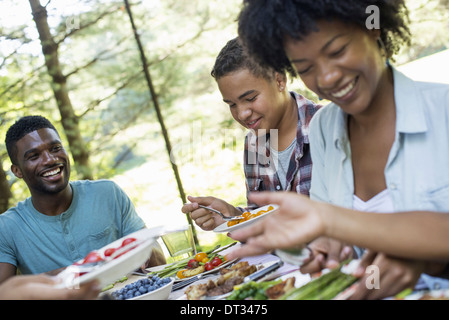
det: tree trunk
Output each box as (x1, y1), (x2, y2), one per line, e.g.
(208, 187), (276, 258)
(28, 0), (93, 180)
(0, 159), (12, 213)
(123, 0), (199, 246)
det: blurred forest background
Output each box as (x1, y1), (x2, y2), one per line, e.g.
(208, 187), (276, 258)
(1, 0), (448, 247)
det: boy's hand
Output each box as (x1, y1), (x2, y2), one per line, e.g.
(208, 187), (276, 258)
(182, 195), (239, 231)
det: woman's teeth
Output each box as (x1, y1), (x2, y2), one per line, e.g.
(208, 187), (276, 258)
(331, 79), (356, 98)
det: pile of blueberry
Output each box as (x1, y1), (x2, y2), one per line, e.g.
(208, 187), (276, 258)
(111, 276), (172, 300)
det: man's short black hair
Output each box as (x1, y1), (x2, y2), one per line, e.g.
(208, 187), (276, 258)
(211, 37), (279, 81)
(5, 115), (58, 165)
(237, 0), (411, 78)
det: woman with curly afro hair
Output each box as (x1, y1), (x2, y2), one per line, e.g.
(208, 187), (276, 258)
(236, 0), (449, 299)
(238, 0), (411, 77)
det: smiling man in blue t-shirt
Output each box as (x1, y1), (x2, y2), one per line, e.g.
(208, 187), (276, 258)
(0, 115), (165, 284)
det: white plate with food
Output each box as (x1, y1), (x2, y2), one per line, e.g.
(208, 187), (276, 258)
(213, 204), (278, 233)
(55, 228), (156, 289)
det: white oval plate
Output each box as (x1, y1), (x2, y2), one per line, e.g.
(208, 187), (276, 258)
(56, 229), (156, 289)
(213, 204), (278, 233)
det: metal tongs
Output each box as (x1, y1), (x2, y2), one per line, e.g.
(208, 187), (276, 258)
(198, 205), (245, 221)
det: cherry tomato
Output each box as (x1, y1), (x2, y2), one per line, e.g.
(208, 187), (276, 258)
(82, 251), (103, 264)
(210, 256), (223, 267)
(187, 259), (199, 269)
(104, 248), (116, 257)
(121, 237), (137, 247)
(194, 252), (208, 262)
(201, 257), (209, 263)
(204, 262), (214, 271)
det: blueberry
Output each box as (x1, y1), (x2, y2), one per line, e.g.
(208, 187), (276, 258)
(139, 286), (147, 294)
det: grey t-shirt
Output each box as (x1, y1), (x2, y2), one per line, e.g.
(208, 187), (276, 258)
(0, 180), (146, 274)
(270, 138), (297, 189)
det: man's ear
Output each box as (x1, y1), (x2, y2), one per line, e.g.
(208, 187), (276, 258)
(11, 164), (23, 179)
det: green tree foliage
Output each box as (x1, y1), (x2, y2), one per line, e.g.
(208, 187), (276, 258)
(0, 0), (447, 238)
(0, 0), (243, 220)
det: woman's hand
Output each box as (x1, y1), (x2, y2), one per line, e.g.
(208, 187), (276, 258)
(349, 250), (425, 300)
(299, 236), (354, 274)
(226, 191), (327, 260)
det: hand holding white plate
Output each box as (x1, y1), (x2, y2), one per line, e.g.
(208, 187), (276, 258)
(55, 228), (156, 289)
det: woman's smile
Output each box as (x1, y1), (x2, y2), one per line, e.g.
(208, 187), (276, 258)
(284, 20), (387, 116)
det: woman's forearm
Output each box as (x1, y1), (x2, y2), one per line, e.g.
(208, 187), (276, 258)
(322, 204), (449, 260)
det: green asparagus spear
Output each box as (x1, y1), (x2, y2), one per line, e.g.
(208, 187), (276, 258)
(279, 260), (356, 300)
(314, 273), (357, 300)
(280, 268), (342, 300)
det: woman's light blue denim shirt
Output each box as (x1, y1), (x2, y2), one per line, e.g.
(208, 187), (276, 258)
(309, 67), (449, 290)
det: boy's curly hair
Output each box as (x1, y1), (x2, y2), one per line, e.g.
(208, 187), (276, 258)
(238, 0), (411, 77)
(211, 37), (278, 81)
(5, 115), (58, 165)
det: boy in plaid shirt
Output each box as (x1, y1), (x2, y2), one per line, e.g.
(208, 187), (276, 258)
(182, 38), (321, 230)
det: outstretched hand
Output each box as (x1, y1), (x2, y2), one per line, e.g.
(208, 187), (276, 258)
(226, 191), (326, 260)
